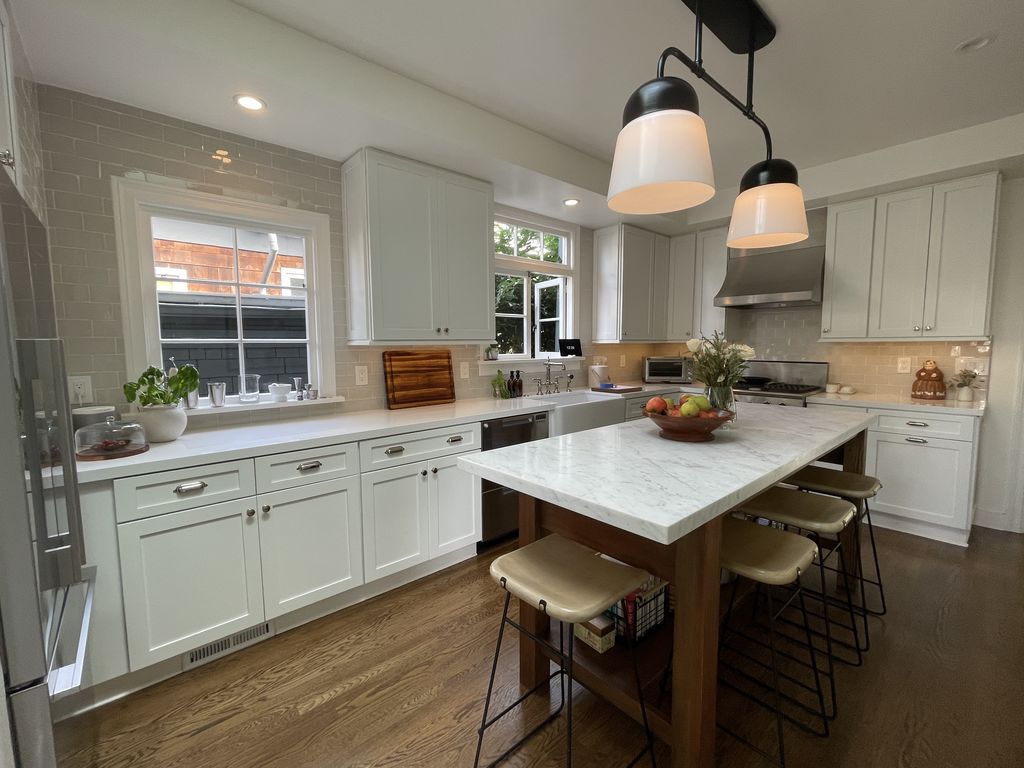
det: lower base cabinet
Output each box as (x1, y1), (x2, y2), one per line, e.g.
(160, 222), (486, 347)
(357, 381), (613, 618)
(118, 498), (265, 670)
(866, 431), (973, 530)
(259, 477), (364, 620)
(362, 450), (482, 583)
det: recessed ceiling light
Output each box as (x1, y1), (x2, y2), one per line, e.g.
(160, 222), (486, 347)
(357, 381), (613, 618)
(563, 198), (580, 207)
(234, 94), (266, 111)
(955, 34), (996, 54)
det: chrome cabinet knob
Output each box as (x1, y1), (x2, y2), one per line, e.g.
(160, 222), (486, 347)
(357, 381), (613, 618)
(246, 508), (256, 518)
(822, 328), (830, 333)
(0, 149), (15, 168)
(420, 469), (427, 477)
(431, 467), (438, 474)
(925, 325), (933, 331)
(443, 327), (449, 334)
(436, 327), (442, 333)
(914, 325), (921, 331)
(261, 504), (271, 514)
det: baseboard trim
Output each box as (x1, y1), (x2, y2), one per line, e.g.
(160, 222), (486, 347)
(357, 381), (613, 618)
(869, 510), (970, 547)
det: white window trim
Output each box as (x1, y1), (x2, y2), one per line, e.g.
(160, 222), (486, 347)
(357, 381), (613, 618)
(112, 177), (336, 401)
(493, 204), (579, 361)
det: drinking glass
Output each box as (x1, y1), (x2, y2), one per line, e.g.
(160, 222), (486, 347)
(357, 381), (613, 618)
(238, 374), (261, 403)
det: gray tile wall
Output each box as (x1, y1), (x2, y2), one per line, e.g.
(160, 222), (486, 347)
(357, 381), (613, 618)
(14, 77), (46, 222)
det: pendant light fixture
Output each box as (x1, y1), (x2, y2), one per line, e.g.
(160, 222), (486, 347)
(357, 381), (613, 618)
(607, 0), (808, 250)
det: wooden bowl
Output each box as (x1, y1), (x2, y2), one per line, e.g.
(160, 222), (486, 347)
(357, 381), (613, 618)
(645, 410), (734, 442)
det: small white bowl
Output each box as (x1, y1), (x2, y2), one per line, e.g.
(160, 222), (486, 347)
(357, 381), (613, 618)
(838, 385), (857, 395)
(268, 383), (292, 402)
(825, 383), (841, 394)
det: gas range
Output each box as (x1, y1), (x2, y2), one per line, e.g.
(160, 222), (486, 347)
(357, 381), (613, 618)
(731, 360), (828, 407)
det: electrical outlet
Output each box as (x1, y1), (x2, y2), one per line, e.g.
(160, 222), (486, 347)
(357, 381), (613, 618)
(897, 357), (912, 374)
(949, 345), (961, 357)
(619, 354), (626, 367)
(354, 365), (368, 386)
(460, 362), (470, 379)
(68, 375), (93, 404)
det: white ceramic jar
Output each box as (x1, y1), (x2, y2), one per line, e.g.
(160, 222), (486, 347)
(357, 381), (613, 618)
(136, 404), (188, 442)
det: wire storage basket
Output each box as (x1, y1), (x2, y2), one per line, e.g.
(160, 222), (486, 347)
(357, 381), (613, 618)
(606, 578), (668, 641)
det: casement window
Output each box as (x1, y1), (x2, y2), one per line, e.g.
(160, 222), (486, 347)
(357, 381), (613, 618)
(113, 178), (335, 403)
(493, 209), (576, 359)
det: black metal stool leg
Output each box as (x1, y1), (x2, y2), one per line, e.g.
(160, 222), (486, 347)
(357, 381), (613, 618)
(811, 541), (838, 720)
(862, 500), (888, 616)
(623, 599), (658, 768)
(796, 582), (829, 737)
(475, 592), (512, 768)
(565, 621), (573, 768)
(765, 586), (787, 767)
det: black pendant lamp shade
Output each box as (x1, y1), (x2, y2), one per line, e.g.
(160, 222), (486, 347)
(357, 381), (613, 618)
(607, 76), (716, 215)
(739, 158), (799, 192)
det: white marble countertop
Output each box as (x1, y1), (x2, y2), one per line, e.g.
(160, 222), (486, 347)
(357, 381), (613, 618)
(807, 391), (986, 417)
(74, 397), (554, 484)
(458, 404), (875, 545)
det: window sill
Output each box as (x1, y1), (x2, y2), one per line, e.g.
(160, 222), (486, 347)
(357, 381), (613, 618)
(477, 357), (585, 376)
(182, 395), (346, 419)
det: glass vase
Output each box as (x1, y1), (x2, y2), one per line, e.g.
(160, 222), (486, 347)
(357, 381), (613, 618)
(707, 385), (736, 423)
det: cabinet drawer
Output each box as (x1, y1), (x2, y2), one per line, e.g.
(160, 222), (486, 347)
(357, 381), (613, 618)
(114, 460), (256, 523)
(625, 398), (648, 421)
(360, 423), (481, 470)
(254, 444), (359, 493)
(867, 409), (975, 441)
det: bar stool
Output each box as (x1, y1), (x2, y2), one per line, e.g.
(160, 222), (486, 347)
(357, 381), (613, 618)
(737, 486), (862, 718)
(474, 534), (658, 768)
(719, 516), (828, 768)
(787, 466), (887, 641)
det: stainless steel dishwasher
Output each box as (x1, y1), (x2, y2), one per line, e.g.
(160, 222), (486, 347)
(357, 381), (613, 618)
(479, 411), (549, 546)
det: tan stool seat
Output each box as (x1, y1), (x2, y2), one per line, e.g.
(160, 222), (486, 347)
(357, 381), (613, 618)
(739, 486), (856, 535)
(720, 516), (818, 586)
(490, 534), (648, 624)
(787, 465), (881, 500)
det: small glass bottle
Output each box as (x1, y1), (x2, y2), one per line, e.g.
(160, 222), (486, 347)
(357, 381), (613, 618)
(515, 371), (523, 397)
(507, 370), (515, 397)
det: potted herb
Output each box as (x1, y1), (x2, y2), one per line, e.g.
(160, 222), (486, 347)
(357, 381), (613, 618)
(686, 331), (756, 418)
(123, 364), (200, 442)
(950, 369), (979, 402)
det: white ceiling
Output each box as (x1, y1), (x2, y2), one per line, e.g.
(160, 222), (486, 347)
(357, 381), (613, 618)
(234, 0), (1024, 186)
(9, 0), (1024, 230)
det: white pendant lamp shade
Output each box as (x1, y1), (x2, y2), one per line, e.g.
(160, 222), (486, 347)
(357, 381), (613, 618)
(607, 109), (716, 215)
(727, 158), (808, 249)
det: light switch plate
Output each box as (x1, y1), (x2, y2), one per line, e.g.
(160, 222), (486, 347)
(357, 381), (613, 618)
(460, 362), (469, 379)
(897, 357), (912, 374)
(354, 365), (368, 386)
(68, 375), (93, 404)
(619, 354), (626, 367)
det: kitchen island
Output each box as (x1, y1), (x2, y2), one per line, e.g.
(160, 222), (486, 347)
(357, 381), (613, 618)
(458, 403), (876, 768)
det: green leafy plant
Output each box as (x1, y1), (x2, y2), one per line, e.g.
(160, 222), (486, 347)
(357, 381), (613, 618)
(123, 364), (200, 406)
(951, 369), (979, 389)
(687, 331), (755, 388)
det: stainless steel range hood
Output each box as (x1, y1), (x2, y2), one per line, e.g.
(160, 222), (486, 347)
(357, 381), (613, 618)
(713, 245), (825, 308)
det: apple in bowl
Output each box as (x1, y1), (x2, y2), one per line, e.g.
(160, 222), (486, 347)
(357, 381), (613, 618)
(643, 394), (733, 441)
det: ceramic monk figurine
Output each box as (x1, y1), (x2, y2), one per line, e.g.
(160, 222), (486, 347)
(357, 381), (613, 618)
(911, 359), (946, 400)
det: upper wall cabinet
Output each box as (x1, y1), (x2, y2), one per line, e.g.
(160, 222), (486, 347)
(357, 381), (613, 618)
(0, 6), (19, 188)
(824, 172), (999, 342)
(592, 224), (669, 342)
(666, 233), (697, 341)
(343, 148), (494, 344)
(820, 199), (876, 339)
(693, 227), (728, 339)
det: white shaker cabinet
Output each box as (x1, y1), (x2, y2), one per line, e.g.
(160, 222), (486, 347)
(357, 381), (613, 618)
(258, 477), (364, 620)
(343, 148), (494, 344)
(922, 174), (999, 339)
(361, 462), (431, 582)
(428, 452), (482, 557)
(0, 5), (17, 187)
(866, 431), (974, 534)
(821, 199), (875, 339)
(666, 233), (696, 341)
(867, 187), (934, 338)
(592, 223), (668, 342)
(693, 227), (728, 339)
(118, 498), (265, 670)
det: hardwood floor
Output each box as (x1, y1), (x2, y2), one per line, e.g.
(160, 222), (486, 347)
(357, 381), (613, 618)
(55, 526), (1024, 767)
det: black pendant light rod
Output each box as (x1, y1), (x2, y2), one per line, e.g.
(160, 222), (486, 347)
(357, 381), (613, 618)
(656, 40), (773, 160)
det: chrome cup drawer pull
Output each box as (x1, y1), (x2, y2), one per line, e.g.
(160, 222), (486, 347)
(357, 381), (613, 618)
(905, 437), (928, 444)
(905, 421), (930, 427)
(446, 435), (463, 444)
(173, 480), (208, 495)
(384, 446), (405, 456)
(296, 460), (323, 472)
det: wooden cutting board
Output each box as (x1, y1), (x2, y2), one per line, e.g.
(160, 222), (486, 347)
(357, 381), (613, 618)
(382, 350), (457, 409)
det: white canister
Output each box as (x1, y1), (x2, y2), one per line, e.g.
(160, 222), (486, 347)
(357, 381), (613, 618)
(588, 365), (610, 388)
(268, 383), (292, 402)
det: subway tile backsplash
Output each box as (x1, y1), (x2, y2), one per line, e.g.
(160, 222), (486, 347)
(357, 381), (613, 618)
(725, 306), (991, 396)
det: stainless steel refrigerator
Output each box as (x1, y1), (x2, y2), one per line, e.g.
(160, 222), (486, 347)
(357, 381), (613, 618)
(0, 331), (95, 767)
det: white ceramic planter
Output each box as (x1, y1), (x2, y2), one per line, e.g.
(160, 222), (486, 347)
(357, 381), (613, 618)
(136, 404), (188, 442)
(956, 387), (975, 402)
